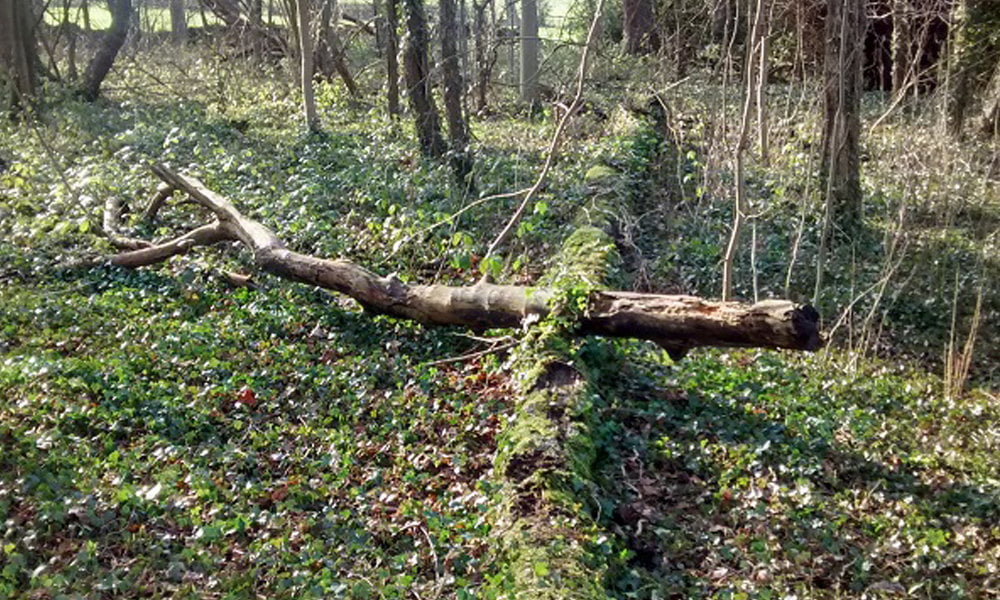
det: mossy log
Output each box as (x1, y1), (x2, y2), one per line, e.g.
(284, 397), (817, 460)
(105, 165), (824, 357)
(491, 224), (617, 598)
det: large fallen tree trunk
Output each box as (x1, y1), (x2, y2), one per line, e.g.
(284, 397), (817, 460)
(491, 224), (619, 598)
(106, 164), (823, 356)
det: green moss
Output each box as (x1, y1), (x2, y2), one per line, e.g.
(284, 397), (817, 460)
(492, 362), (606, 600)
(584, 164), (619, 183)
(490, 219), (619, 600)
(540, 225), (620, 291)
(485, 112), (667, 599)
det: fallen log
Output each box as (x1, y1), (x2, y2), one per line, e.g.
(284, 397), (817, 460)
(492, 224), (619, 599)
(105, 164), (823, 356)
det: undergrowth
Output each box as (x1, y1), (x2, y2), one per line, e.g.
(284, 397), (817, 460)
(0, 40), (997, 599)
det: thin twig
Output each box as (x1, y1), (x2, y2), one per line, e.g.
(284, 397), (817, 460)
(421, 340), (518, 367)
(419, 526), (441, 586)
(450, 332), (516, 344)
(825, 248), (907, 341)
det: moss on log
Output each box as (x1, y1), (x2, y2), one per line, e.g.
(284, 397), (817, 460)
(491, 225), (618, 599)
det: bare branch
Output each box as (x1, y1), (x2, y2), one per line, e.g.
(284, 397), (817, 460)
(102, 165), (824, 355)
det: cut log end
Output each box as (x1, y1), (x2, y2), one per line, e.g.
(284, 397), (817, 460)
(789, 303), (823, 351)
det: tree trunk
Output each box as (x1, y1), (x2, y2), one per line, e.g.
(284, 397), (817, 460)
(402, 0), (446, 156)
(107, 165), (824, 355)
(820, 0), (864, 231)
(519, 0), (538, 103)
(671, 0), (690, 76)
(977, 60), (1000, 138)
(296, 0), (320, 130)
(494, 226), (617, 600)
(170, 0), (187, 44)
(81, 0), (132, 102)
(59, 0), (78, 80)
(473, 0), (491, 111)
(711, 0), (732, 46)
(381, 0), (400, 115)
(136, 0), (147, 36)
(947, 0), (1000, 137)
(891, 0), (910, 94)
(373, 0), (382, 54)
(722, 0), (764, 302)
(507, 0), (517, 88)
(316, 0), (359, 95)
(756, 0), (770, 165)
(67, 20), (78, 80)
(0, 0), (38, 111)
(440, 0), (472, 177)
(459, 0), (469, 98)
(623, 0), (658, 55)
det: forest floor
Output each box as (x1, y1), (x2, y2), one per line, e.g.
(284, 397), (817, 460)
(1, 41), (998, 599)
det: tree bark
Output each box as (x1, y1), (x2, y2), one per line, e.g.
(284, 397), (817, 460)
(978, 61), (1000, 138)
(820, 0), (864, 231)
(756, 0), (770, 165)
(105, 165), (824, 355)
(891, 0), (910, 95)
(296, 0), (320, 130)
(61, 0), (78, 76)
(494, 227), (616, 600)
(249, 0), (263, 23)
(0, 0), (38, 110)
(381, 0), (400, 115)
(402, 0), (446, 156)
(81, 0), (132, 101)
(506, 0), (517, 88)
(623, 0), (658, 55)
(170, 0), (187, 44)
(472, 0), (491, 111)
(711, 0), (732, 46)
(440, 0), (472, 177)
(67, 16), (79, 80)
(947, 0), (1000, 137)
(459, 0), (469, 100)
(316, 0), (359, 95)
(722, 0), (765, 302)
(519, 0), (539, 103)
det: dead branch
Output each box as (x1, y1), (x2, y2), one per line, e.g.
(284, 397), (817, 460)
(104, 165), (824, 355)
(140, 182), (176, 224)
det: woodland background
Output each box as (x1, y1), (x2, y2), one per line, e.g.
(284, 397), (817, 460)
(0, 0), (998, 597)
